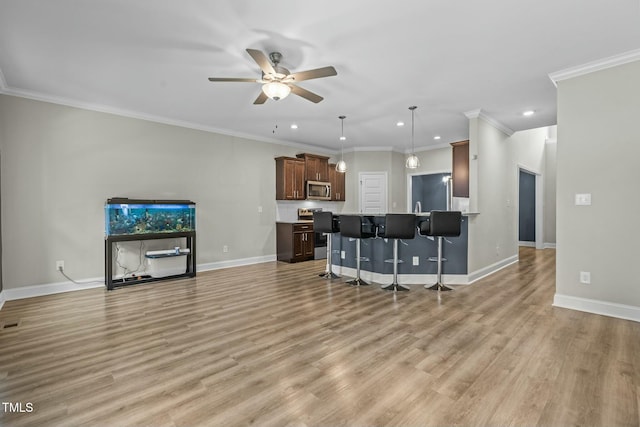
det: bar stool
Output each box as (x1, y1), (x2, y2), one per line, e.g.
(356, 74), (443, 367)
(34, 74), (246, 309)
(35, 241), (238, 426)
(339, 215), (375, 286)
(313, 211), (339, 279)
(420, 211), (462, 291)
(381, 213), (416, 292)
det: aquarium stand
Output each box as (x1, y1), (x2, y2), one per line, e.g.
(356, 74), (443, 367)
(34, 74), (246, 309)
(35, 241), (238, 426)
(105, 231), (196, 290)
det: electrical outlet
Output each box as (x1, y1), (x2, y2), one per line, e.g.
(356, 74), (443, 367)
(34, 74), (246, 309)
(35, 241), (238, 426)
(223, 245), (229, 253)
(412, 256), (419, 266)
(579, 271), (591, 284)
(341, 251), (345, 259)
(56, 260), (64, 271)
(258, 206), (263, 213)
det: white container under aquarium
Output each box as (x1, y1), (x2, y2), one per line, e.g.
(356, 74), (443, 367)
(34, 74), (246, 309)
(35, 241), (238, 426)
(105, 198), (196, 236)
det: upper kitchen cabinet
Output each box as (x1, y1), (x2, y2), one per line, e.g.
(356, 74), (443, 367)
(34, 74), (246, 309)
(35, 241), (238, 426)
(328, 164), (346, 201)
(297, 153), (330, 182)
(451, 140), (469, 198)
(275, 157), (305, 200)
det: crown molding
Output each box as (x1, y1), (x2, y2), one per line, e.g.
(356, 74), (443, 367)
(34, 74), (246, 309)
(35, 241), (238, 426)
(463, 108), (514, 136)
(413, 142), (454, 153)
(548, 48), (640, 87)
(0, 87), (338, 155)
(351, 146), (396, 152)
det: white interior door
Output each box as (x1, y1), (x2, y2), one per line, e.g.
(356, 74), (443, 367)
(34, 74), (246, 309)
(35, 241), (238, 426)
(359, 172), (388, 213)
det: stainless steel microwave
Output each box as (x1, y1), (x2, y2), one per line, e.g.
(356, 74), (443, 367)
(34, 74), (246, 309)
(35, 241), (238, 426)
(306, 181), (332, 200)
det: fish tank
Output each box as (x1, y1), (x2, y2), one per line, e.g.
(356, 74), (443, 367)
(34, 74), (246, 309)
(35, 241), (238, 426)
(105, 198), (196, 236)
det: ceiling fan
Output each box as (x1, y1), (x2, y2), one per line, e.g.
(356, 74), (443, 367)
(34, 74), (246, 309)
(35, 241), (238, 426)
(208, 48), (337, 104)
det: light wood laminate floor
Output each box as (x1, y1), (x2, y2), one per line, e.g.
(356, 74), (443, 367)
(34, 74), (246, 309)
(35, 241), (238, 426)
(0, 248), (639, 426)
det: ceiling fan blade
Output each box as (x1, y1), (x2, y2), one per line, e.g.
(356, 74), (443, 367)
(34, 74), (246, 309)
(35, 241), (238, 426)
(246, 49), (276, 75)
(208, 77), (258, 82)
(253, 91), (269, 105)
(289, 66), (337, 82)
(290, 84), (324, 103)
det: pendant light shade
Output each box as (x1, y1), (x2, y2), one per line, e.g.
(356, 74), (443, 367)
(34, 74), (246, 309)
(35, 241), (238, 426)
(405, 106), (420, 169)
(336, 115), (347, 173)
(405, 154), (420, 169)
(261, 82), (291, 101)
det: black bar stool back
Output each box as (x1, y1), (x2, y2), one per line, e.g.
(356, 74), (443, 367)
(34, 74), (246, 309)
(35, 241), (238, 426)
(313, 211), (339, 279)
(421, 210), (462, 291)
(381, 214), (416, 292)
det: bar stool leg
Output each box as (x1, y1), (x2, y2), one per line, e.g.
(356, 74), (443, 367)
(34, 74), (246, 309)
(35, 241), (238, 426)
(347, 238), (369, 286)
(382, 239), (410, 291)
(319, 234), (339, 279)
(426, 236), (454, 291)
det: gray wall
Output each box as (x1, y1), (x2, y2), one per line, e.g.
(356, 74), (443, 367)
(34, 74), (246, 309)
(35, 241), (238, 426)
(466, 118), (555, 275)
(0, 94), (327, 289)
(341, 150), (406, 214)
(544, 140), (557, 245)
(556, 59), (640, 308)
(411, 173), (449, 212)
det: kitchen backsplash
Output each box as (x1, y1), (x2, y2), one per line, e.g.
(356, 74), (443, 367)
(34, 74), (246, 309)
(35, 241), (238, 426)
(276, 201), (343, 222)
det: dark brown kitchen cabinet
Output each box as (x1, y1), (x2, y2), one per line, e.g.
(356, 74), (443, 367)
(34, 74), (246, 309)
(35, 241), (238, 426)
(451, 140), (469, 198)
(276, 223), (315, 262)
(328, 164), (346, 201)
(275, 157), (305, 200)
(297, 153), (330, 182)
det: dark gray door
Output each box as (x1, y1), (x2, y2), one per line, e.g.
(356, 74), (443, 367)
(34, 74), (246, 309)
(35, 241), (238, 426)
(519, 170), (536, 242)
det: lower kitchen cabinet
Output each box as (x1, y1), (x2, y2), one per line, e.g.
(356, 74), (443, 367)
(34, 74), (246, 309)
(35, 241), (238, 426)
(276, 222), (315, 262)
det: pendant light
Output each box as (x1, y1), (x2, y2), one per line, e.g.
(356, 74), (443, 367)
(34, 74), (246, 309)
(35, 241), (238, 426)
(336, 115), (347, 173)
(405, 105), (420, 169)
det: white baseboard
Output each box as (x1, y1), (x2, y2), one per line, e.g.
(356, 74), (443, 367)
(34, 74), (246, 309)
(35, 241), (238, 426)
(335, 266), (470, 286)
(467, 255), (519, 284)
(553, 293), (640, 323)
(544, 242), (557, 249)
(0, 255), (278, 308)
(518, 241), (536, 247)
(2, 277), (105, 302)
(197, 254), (276, 272)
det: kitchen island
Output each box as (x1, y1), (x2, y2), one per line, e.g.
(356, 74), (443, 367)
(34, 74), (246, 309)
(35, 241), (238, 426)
(328, 213), (471, 285)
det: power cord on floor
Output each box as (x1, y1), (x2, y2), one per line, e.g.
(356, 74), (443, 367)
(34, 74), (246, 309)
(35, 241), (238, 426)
(57, 266), (104, 286)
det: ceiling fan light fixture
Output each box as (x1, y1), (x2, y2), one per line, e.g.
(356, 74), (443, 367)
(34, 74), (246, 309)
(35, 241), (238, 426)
(262, 81), (291, 101)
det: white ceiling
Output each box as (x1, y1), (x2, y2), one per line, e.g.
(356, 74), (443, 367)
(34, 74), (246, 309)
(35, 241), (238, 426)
(1, 0), (639, 153)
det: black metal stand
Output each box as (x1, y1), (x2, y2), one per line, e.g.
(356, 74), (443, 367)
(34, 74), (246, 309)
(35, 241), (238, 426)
(105, 231), (196, 290)
(381, 239), (410, 291)
(346, 238), (369, 286)
(425, 236), (453, 291)
(318, 233), (340, 279)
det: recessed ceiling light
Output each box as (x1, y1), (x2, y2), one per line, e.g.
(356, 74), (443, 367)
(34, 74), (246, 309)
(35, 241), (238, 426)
(290, 124), (298, 129)
(522, 110), (535, 117)
(396, 121), (405, 127)
(434, 135), (441, 140)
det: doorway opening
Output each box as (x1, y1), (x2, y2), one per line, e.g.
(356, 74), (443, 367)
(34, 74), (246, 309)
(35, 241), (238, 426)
(518, 167), (543, 250)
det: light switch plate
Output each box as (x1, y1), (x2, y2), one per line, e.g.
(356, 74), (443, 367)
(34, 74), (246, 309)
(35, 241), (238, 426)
(575, 193), (592, 206)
